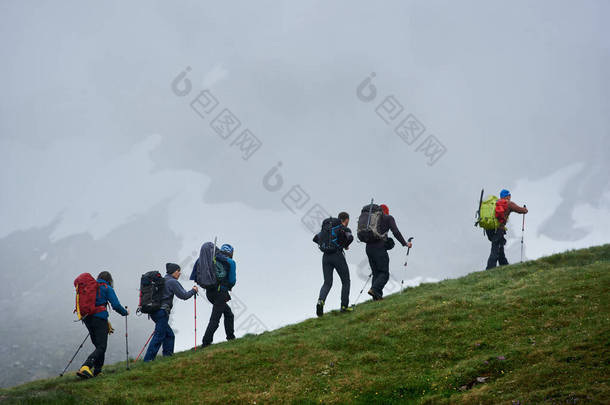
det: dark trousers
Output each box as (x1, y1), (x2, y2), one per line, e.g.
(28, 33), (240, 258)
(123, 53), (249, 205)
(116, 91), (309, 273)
(143, 309), (175, 362)
(318, 251), (351, 307)
(486, 229), (509, 269)
(82, 316), (109, 373)
(202, 288), (235, 346)
(366, 244), (390, 297)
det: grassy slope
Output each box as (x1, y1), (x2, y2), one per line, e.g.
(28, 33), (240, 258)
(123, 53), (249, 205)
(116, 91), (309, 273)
(1, 245), (609, 405)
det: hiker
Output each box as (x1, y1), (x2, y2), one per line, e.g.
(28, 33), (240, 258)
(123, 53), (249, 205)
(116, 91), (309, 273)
(486, 189), (528, 270)
(143, 263), (198, 361)
(313, 212), (354, 316)
(364, 204), (412, 300)
(198, 244), (237, 348)
(77, 271), (128, 379)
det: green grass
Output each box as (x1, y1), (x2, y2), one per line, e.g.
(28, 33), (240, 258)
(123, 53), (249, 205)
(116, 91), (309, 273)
(2, 245), (609, 404)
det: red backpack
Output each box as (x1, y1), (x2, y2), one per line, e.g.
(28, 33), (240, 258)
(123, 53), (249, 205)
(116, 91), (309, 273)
(74, 273), (107, 320)
(495, 198), (509, 225)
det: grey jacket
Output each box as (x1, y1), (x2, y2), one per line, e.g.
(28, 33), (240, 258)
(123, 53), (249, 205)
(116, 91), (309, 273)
(161, 274), (196, 312)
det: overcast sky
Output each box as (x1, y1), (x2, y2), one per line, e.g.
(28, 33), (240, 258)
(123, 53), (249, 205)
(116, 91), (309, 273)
(1, 0), (608, 387)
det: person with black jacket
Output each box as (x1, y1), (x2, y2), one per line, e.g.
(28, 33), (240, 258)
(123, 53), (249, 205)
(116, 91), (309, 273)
(313, 211), (354, 316)
(366, 204), (412, 300)
(201, 244), (237, 348)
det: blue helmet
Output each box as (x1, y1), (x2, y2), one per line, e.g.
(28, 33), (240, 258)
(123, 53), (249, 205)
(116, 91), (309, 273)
(500, 189), (511, 198)
(220, 244), (234, 255)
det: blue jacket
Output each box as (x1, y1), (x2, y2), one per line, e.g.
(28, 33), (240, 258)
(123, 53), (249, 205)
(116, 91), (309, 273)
(215, 254), (236, 291)
(161, 274), (196, 312)
(93, 279), (128, 320)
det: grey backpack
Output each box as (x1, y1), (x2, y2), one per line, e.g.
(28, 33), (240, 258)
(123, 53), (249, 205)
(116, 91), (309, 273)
(357, 203), (387, 243)
(190, 242), (218, 289)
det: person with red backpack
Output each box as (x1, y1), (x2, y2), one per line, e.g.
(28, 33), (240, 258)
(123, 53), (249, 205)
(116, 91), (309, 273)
(363, 204), (412, 301)
(486, 189), (528, 270)
(76, 271), (128, 378)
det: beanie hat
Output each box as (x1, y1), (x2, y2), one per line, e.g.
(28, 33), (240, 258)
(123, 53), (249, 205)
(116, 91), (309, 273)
(500, 189), (511, 199)
(380, 204), (389, 215)
(166, 263), (181, 274)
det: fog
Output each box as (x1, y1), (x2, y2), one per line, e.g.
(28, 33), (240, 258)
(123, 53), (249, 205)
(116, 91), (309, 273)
(1, 0), (608, 387)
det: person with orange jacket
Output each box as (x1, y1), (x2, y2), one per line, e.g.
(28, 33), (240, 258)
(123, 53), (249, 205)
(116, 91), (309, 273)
(486, 189), (528, 269)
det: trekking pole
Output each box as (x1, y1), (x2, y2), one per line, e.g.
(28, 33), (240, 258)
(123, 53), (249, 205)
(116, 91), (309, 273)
(125, 306), (130, 370)
(194, 292), (197, 351)
(520, 205), (526, 263)
(401, 237), (414, 293)
(353, 273), (372, 306)
(475, 188), (484, 226)
(134, 331), (154, 363)
(59, 333), (89, 377)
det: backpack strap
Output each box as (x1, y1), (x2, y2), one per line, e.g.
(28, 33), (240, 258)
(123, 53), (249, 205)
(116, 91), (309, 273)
(94, 282), (109, 312)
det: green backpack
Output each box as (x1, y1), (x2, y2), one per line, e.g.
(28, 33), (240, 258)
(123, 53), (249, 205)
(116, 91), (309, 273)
(477, 195), (499, 230)
(214, 260), (227, 280)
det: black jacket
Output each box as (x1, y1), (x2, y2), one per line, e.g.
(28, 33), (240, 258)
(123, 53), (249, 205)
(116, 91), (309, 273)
(367, 214), (408, 248)
(313, 226), (354, 252)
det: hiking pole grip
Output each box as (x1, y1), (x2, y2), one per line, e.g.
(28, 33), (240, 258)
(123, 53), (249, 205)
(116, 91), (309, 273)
(404, 237), (414, 266)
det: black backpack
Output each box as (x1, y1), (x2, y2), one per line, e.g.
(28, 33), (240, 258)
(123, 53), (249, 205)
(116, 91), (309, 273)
(357, 203), (386, 243)
(317, 217), (345, 253)
(138, 271), (165, 314)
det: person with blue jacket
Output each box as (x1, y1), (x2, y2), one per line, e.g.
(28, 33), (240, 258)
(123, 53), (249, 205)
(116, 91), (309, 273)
(77, 271), (128, 379)
(201, 244), (236, 348)
(143, 263), (198, 362)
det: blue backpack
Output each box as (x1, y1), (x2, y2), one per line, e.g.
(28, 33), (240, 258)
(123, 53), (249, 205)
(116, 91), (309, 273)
(317, 217), (345, 253)
(215, 254), (236, 290)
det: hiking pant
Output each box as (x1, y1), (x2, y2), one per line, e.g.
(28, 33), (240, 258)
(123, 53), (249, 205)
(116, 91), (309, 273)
(143, 309), (175, 362)
(202, 288), (235, 346)
(82, 316), (109, 373)
(318, 251), (350, 307)
(366, 244), (390, 298)
(486, 229), (509, 269)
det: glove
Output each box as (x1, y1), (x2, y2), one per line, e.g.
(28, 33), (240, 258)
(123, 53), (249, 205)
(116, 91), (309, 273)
(107, 321), (114, 335)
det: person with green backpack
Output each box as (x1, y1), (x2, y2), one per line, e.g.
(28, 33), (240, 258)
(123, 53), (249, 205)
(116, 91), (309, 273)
(478, 189), (528, 270)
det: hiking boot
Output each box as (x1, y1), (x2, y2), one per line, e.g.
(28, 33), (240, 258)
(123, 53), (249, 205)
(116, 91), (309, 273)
(76, 365), (93, 379)
(367, 289), (383, 301)
(340, 306), (354, 313)
(93, 368), (103, 377)
(316, 300), (324, 317)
